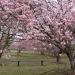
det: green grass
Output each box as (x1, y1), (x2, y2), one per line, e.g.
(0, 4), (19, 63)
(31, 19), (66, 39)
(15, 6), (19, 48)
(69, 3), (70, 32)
(0, 52), (70, 75)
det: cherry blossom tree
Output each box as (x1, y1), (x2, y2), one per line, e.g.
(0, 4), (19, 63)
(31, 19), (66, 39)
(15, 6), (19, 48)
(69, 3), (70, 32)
(1, 0), (75, 70)
(8, 0), (75, 69)
(28, 0), (75, 69)
(0, 0), (29, 58)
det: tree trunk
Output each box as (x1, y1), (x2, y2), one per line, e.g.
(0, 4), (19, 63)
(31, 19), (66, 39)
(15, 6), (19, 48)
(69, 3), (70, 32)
(41, 51), (44, 55)
(0, 53), (2, 58)
(0, 52), (3, 66)
(69, 57), (75, 70)
(66, 52), (75, 70)
(56, 54), (60, 63)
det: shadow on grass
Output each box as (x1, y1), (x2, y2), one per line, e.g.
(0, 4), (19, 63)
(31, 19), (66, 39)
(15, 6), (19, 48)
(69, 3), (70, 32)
(40, 69), (66, 75)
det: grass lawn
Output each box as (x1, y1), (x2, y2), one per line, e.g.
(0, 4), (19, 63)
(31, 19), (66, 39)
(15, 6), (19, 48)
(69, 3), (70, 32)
(0, 52), (70, 75)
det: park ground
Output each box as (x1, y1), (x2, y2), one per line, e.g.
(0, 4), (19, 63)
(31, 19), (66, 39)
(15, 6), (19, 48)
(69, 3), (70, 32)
(0, 51), (70, 75)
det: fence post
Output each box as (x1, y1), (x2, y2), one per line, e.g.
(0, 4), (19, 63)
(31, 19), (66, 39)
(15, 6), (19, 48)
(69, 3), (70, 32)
(17, 61), (20, 66)
(41, 60), (44, 66)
